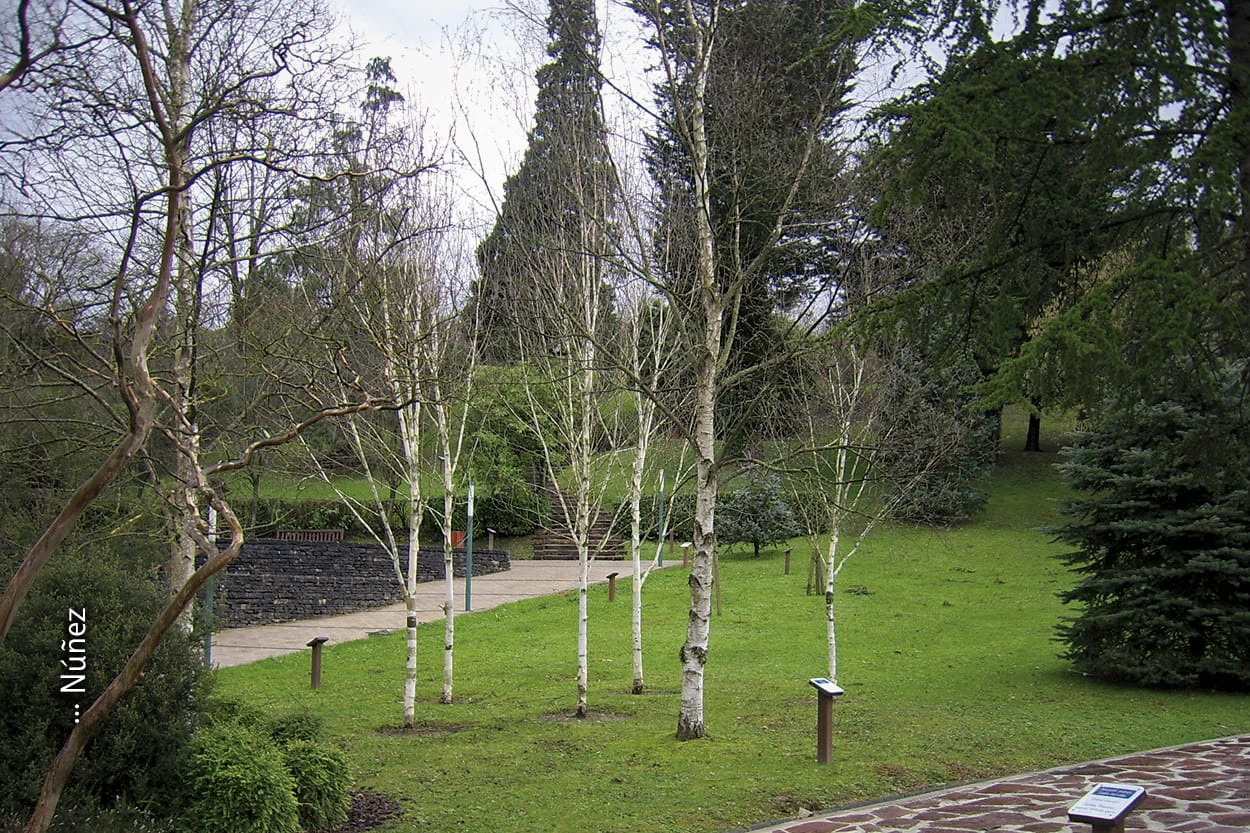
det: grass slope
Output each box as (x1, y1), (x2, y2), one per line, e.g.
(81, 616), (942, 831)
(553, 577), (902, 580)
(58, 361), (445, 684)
(216, 427), (1248, 833)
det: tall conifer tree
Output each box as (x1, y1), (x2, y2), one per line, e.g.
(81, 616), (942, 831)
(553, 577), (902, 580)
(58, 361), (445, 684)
(471, 0), (613, 364)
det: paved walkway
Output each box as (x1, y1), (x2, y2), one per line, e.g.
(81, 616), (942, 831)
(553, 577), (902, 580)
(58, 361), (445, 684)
(210, 559), (654, 668)
(742, 734), (1250, 833)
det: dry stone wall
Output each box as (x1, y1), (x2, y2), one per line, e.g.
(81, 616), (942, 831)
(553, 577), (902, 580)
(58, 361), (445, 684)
(207, 540), (510, 627)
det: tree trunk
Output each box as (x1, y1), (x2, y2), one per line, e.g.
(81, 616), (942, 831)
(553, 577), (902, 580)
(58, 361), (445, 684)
(676, 6), (720, 740)
(1025, 411), (1041, 452)
(403, 466), (421, 726)
(678, 344), (717, 740)
(628, 459), (646, 695)
(441, 487), (455, 706)
(398, 403), (423, 726)
(0, 0), (180, 648)
(1227, 0), (1250, 297)
(574, 346), (594, 718)
(825, 532), (839, 683)
(404, 599), (419, 727)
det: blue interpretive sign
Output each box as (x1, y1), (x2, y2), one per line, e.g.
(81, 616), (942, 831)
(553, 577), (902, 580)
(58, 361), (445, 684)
(808, 678), (844, 697)
(1068, 784), (1147, 824)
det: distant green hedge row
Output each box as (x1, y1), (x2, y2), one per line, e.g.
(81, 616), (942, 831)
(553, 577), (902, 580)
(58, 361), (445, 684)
(609, 489), (831, 543)
(240, 488), (843, 544)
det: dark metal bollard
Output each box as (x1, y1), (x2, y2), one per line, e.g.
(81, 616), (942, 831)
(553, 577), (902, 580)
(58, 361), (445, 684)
(607, 572), (620, 602)
(308, 636), (329, 689)
(808, 678), (844, 764)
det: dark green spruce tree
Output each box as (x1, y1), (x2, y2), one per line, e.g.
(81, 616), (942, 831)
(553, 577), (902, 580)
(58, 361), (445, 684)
(1054, 361), (1250, 690)
(470, 0), (613, 364)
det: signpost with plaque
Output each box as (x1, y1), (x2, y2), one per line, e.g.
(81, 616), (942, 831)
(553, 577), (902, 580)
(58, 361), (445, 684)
(807, 678), (844, 764)
(1068, 783), (1147, 833)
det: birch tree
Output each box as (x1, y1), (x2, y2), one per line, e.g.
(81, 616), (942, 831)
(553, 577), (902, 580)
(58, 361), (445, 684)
(795, 270), (978, 686)
(797, 337), (901, 686)
(422, 224), (477, 707)
(621, 295), (680, 695)
(476, 0), (618, 718)
(301, 59), (467, 725)
(629, 0), (859, 739)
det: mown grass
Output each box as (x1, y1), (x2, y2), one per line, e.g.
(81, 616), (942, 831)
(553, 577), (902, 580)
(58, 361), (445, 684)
(214, 413), (1248, 833)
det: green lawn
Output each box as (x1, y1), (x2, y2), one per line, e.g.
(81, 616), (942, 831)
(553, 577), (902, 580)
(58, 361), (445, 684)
(215, 416), (1248, 833)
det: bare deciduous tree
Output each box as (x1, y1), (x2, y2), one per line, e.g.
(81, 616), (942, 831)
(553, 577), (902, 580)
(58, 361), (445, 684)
(0, 1), (378, 828)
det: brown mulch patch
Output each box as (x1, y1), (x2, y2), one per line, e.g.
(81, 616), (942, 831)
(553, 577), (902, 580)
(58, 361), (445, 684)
(377, 720), (471, 737)
(541, 710), (632, 723)
(329, 791), (403, 833)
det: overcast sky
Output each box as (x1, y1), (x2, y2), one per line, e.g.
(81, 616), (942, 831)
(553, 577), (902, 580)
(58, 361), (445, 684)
(329, 0), (654, 225)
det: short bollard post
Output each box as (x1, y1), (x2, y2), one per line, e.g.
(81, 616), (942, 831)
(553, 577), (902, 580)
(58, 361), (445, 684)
(487, 527), (496, 552)
(308, 636), (329, 689)
(1068, 784), (1146, 833)
(785, 547), (792, 575)
(808, 678), (844, 764)
(607, 572), (620, 602)
(681, 541), (692, 568)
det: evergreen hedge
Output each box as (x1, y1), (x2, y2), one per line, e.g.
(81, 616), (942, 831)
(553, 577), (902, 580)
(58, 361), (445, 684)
(0, 549), (207, 817)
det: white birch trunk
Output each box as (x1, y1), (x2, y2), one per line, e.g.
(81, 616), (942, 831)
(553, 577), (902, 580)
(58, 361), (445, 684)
(397, 402), (423, 728)
(441, 487), (455, 705)
(677, 0), (719, 741)
(628, 443), (652, 694)
(433, 375), (458, 706)
(631, 540), (645, 693)
(574, 341), (595, 718)
(825, 520), (840, 684)
(679, 366), (717, 739)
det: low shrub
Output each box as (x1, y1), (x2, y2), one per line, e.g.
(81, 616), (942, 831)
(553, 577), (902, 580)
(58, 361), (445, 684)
(280, 741), (352, 832)
(269, 708), (325, 746)
(175, 722), (299, 833)
(199, 696), (272, 731)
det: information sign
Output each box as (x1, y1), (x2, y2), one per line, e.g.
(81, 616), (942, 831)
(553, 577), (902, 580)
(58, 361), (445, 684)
(808, 678), (844, 697)
(1068, 784), (1146, 824)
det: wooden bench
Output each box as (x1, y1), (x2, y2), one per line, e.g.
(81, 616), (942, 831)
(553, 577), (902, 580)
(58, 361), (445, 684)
(276, 529), (345, 542)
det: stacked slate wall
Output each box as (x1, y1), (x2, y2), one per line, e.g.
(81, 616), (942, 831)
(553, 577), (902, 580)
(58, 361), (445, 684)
(207, 540), (510, 627)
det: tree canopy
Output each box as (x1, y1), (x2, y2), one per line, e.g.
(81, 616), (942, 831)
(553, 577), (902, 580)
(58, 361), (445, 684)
(868, 0), (1250, 413)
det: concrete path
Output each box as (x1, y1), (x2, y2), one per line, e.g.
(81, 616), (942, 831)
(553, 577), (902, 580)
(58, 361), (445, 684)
(210, 559), (653, 668)
(740, 734), (1250, 833)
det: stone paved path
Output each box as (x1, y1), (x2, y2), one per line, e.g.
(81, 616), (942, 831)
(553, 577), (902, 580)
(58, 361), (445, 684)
(210, 559), (662, 668)
(740, 735), (1250, 833)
